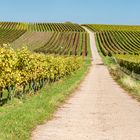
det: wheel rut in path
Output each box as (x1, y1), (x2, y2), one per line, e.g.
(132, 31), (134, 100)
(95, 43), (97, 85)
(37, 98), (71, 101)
(32, 28), (140, 140)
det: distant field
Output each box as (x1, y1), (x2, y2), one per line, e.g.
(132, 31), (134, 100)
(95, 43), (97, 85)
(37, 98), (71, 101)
(0, 22), (85, 32)
(84, 24), (140, 32)
(0, 22), (88, 56)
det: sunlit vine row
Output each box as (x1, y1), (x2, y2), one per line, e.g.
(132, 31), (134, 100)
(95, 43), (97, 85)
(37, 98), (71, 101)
(0, 45), (83, 102)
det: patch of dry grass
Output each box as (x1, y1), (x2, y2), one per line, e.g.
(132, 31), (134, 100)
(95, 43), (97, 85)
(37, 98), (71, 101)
(109, 64), (140, 101)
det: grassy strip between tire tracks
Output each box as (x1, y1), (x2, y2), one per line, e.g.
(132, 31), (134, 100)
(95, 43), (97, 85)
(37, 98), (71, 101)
(94, 32), (140, 102)
(0, 36), (91, 140)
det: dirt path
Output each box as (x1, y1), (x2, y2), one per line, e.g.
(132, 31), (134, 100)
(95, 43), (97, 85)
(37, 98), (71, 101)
(32, 29), (140, 140)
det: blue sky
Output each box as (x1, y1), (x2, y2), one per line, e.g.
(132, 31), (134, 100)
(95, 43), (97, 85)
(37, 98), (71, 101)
(0, 0), (140, 25)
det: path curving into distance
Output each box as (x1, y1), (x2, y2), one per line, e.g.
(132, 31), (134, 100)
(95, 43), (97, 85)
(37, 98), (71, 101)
(32, 28), (140, 140)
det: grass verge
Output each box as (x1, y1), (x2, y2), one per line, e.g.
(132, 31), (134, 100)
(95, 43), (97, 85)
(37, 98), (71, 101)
(110, 65), (140, 101)
(94, 33), (140, 101)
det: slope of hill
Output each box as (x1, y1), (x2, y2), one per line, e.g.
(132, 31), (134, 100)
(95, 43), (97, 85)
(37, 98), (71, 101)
(0, 22), (88, 56)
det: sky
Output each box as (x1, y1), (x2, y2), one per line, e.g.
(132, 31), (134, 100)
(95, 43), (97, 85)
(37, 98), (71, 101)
(0, 0), (140, 25)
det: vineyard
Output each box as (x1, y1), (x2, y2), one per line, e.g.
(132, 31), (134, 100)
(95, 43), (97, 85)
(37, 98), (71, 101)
(0, 22), (88, 56)
(84, 24), (140, 32)
(84, 24), (140, 76)
(0, 22), (85, 32)
(11, 31), (88, 56)
(2, 22), (140, 102)
(0, 46), (83, 103)
(84, 24), (140, 55)
(0, 22), (89, 103)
